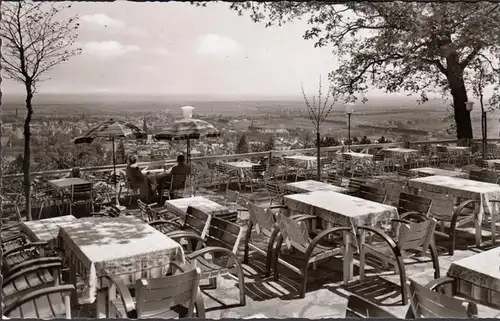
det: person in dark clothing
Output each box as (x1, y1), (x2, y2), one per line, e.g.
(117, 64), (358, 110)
(156, 154), (191, 203)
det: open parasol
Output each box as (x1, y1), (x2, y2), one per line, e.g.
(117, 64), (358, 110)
(74, 119), (145, 192)
(154, 106), (219, 163)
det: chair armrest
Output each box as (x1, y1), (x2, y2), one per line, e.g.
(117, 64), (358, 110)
(400, 211), (429, 222)
(391, 218), (412, 225)
(425, 276), (455, 291)
(357, 226), (400, 256)
(3, 242), (49, 257)
(106, 275), (137, 318)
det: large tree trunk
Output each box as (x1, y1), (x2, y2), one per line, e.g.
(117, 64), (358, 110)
(23, 85), (33, 221)
(446, 57), (473, 141)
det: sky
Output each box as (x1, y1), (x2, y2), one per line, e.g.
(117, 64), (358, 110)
(3, 1), (347, 98)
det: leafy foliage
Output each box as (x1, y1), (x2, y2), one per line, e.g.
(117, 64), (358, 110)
(235, 132), (249, 154)
(1, 2), (81, 87)
(228, 2), (500, 138)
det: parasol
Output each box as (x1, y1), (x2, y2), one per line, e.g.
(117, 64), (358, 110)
(74, 119), (145, 196)
(154, 106), (219, 163)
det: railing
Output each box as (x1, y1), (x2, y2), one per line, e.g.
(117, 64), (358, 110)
(3, 137), (500, 181)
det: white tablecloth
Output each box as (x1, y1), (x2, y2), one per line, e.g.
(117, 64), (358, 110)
(58, 216), (185, 304)
(21, 215), (77, 248)
(410, 167), (468, 178)
(286, 180), (349, 194)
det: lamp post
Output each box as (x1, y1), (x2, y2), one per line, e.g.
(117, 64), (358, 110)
(345, 103), (355, 151)
(181, 106), (195, 164)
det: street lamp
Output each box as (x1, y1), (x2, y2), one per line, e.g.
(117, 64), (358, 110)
(345, 103), (355, 151)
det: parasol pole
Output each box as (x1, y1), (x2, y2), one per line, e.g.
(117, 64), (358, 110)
(186, 138), (191, 164)
(111, 136), (119, 205)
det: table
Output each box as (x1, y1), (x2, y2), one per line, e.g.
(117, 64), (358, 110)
(342, 152), (373, 160)
(382, 148), (419, 161)
(283, 190), (398, 285)
(224, 161), (259, 179)
(447, 247), (500, 309)
(20, 215), (76, 248)
(284, 155), (320, 169)
(48, 178), (90, 189)
(165, 196), (234, 219)
(286, 180), (349, 194)
(484, 159), (500, 169)
(408, 175), (500, 246)
(58, 216), (185, 318)
(410, 167), (469, 178)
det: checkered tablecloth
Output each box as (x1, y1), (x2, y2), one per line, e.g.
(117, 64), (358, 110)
(447, 246), (500, 309)
(58, 216), (185, 304)
(164, 196), (232, 217)
(21, 215), (77, 248)
(286, 180), (349, 194)
(283, 190), (398, 227)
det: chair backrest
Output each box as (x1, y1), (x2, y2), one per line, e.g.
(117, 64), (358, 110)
(252, 164), (267, 174)
(358, 185), (387, 204)
(348, 178), (365, 190)
(284, 158), (296, 167)
(373, 153), (385, 162)
(207, 216), (244, 254)
(4, 285), (75, 319)
(398, 168), (415, 179)
(346, 295), (399, 318)
(276, 214), (310, 252)
(436, 145), (449, 154)
(170, 174), (187, 191)
(420, 144), (431, 155)
(265, 182), (282, 195)
(108, 204), (122, 217)
(327, 173), (343, 186)
(397, 218), (437, 252)
(409, 279), (472, 318)
(342, 153), (352, 161)
(494, 163), (500, 172)
(215, 163), (227, 173)
(134, 267), (201, 318)
(247, 202), (275, 234)
(138, 199), (156, 222)
(469, 169), (498, 184)
(398, 192), (432, 215)
(184, 206), (212, 239)
(71, 183), (93, 201)
(474, 159), (487, 168)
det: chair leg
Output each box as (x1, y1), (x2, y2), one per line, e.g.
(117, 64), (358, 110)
(395, 255), (408, 305)
(359, 246), (366, 281)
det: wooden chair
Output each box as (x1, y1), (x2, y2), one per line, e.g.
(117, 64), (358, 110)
(469, 169), (498, 184)
(326, 172), (343, 187)
(166, 174), (189, 200)
(3, 285), (75, 319)
(407, 278), (478, 318)
(91, 203), (122, 218)
(345, 295), (400, 318)
(2, 257), (62, 307)
(397, 168), (416, 187)
(171, 217), (247, 307)
(121, 171), (139, 205)
(436, 145), (451, 164)
(265, 182), (284, 206)
(149, 206), (213, 246)
(64, 183), (94, 216)
(370, 153), (387, 177)
(107, 267), (206, 318)
(2, 241), (50, 273)
(347, 177), (366, 195)
(31, 181), (58, 220)
(284, 158), (300, 182)
(474, 158), (487, 170)
(397, 192), (432, 217)
(246, 164), (267, 193)
(243, 203), (283, 276)
(358, 185), (387, 204)
(357, 216), (440, 305)
(223, 190), (246, 223)
(272, 213), (353, 298)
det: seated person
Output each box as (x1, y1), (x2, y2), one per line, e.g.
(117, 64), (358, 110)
(67, 167), (81, 178)
(126, 154), (155, 202)
(156, 154), (191, 203)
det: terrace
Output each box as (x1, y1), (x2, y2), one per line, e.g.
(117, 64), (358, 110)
(2, 138), (500, 319)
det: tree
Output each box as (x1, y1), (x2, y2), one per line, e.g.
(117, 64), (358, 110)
(228, 2), (500, 141)
(264, 135), (275, 151)
(116, 140), (126, 164)
(467, 57), (500, 159)
(359, 136), (372, 145)
(1, 2), (81, 220)
(235, 132), (249, 154)
(301, 76), (337, 180)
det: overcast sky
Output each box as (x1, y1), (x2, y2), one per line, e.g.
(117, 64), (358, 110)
(3, 1), (351, 97)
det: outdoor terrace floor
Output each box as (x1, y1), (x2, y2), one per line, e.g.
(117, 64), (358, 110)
(63, 170), (500, 318)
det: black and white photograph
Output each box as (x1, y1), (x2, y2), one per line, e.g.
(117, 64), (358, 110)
(1, 0), (500, 319)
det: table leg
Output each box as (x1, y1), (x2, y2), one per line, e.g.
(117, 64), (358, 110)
(96, 288), (107, 319)
(475, 202), (482, 247)
(491, 204), (497, 245)
(343, 231), (354, 286)
(70, 265), (78, 307)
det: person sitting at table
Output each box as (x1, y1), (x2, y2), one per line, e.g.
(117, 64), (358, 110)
(156, 154), (191, 203)
(126, 154), (155, 202)
(67, 167), (81, 178)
